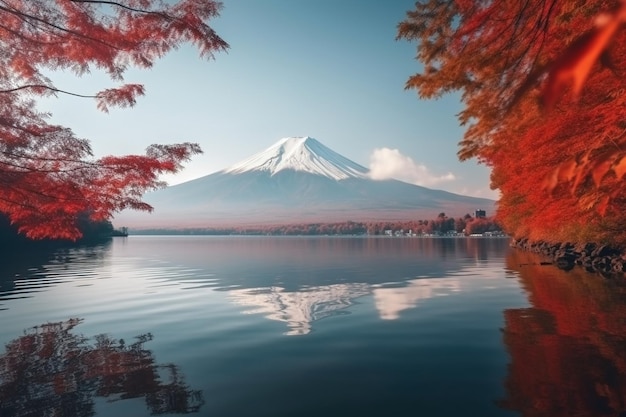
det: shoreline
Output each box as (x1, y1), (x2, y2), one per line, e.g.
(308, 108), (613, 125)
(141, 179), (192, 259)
(510, 238), (626, 276)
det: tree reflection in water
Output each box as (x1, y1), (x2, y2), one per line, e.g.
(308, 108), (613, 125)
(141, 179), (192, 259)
(500, 250), (626, 417)
(0, 318), (203, 416)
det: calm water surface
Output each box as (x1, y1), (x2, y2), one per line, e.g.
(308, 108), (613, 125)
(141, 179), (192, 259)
(1, 236), (625, 416)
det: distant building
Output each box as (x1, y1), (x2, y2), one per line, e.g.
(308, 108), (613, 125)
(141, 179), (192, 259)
(475, 209), (486, 218)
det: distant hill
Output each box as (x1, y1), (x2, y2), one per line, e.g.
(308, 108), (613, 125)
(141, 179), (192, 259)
(113, 136), (495, 229)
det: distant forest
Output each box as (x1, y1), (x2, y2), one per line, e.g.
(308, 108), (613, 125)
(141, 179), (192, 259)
(0, 214), (115, 246)
(131, 213), (502, 236)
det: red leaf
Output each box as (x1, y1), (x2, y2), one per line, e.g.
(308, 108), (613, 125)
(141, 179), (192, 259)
(542, 5), (626, 110)
(542, 167), (559, 194)
(614, 155), (626, 180)
(596, 195), (610, 216)
(591, 157), (615, 188)
(557, 159), (578, 183)
(571, 152), (591, 194)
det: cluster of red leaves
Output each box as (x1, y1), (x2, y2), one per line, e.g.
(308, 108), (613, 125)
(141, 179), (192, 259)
(520, 2), (626, 111)
(400, 0), (626, 246)
(497, 19), (626, 242)
(0, 0), (228, 239)
(510, 2), (626, 220)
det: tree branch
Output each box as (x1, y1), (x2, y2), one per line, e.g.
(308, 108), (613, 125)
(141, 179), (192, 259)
(0, 84), (96, 98)
(0, 2), (120, 51)
(70, 0), (171, 18)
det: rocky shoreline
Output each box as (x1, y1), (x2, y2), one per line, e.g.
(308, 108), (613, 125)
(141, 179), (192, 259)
(510, 238), (626, 275)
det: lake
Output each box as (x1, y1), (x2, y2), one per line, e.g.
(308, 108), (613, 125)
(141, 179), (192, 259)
(1, 236), (625, 417)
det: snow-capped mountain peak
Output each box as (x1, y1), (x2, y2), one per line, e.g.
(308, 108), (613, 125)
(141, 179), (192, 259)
(223, 136), (369, 180)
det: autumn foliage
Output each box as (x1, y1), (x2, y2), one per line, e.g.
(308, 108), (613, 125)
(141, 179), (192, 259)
(399, 0), (626, 246)
(125, 214), (501, 236)
(0, 0), (228, 240)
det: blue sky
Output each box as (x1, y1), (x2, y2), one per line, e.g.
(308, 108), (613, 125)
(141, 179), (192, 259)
(39, 0), (498, 199)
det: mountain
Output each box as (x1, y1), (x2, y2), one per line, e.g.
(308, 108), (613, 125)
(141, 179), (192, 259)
(113, 136), (496, 229)
(223, 136), (368, 180)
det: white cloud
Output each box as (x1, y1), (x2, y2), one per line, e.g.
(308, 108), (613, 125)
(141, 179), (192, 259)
(454, 187), (501, 200)
(368, 148), (456, 186)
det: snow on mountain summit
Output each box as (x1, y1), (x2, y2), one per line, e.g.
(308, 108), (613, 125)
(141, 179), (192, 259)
(223, 136), (369, 180)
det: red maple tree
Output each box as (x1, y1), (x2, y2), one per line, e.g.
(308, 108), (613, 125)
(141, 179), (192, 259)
(0, 0), (228, 239)
(399, 0), (626, 246)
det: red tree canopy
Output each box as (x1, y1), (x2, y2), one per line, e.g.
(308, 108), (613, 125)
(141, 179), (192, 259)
(0, 0), (228, 240)
(399, 0), (626, 246)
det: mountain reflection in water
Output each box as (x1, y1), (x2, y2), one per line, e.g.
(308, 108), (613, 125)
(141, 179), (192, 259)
(229, 278), (461, 335)
(0, 319), (203, 417)
(501, 250), (626, 417)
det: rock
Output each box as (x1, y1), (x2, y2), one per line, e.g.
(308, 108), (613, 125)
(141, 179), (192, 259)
(579, 242), (597, 257)
(592, 245), (615, 258)
(556, 256), (574, 270)
(513, 238), (625, 276)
